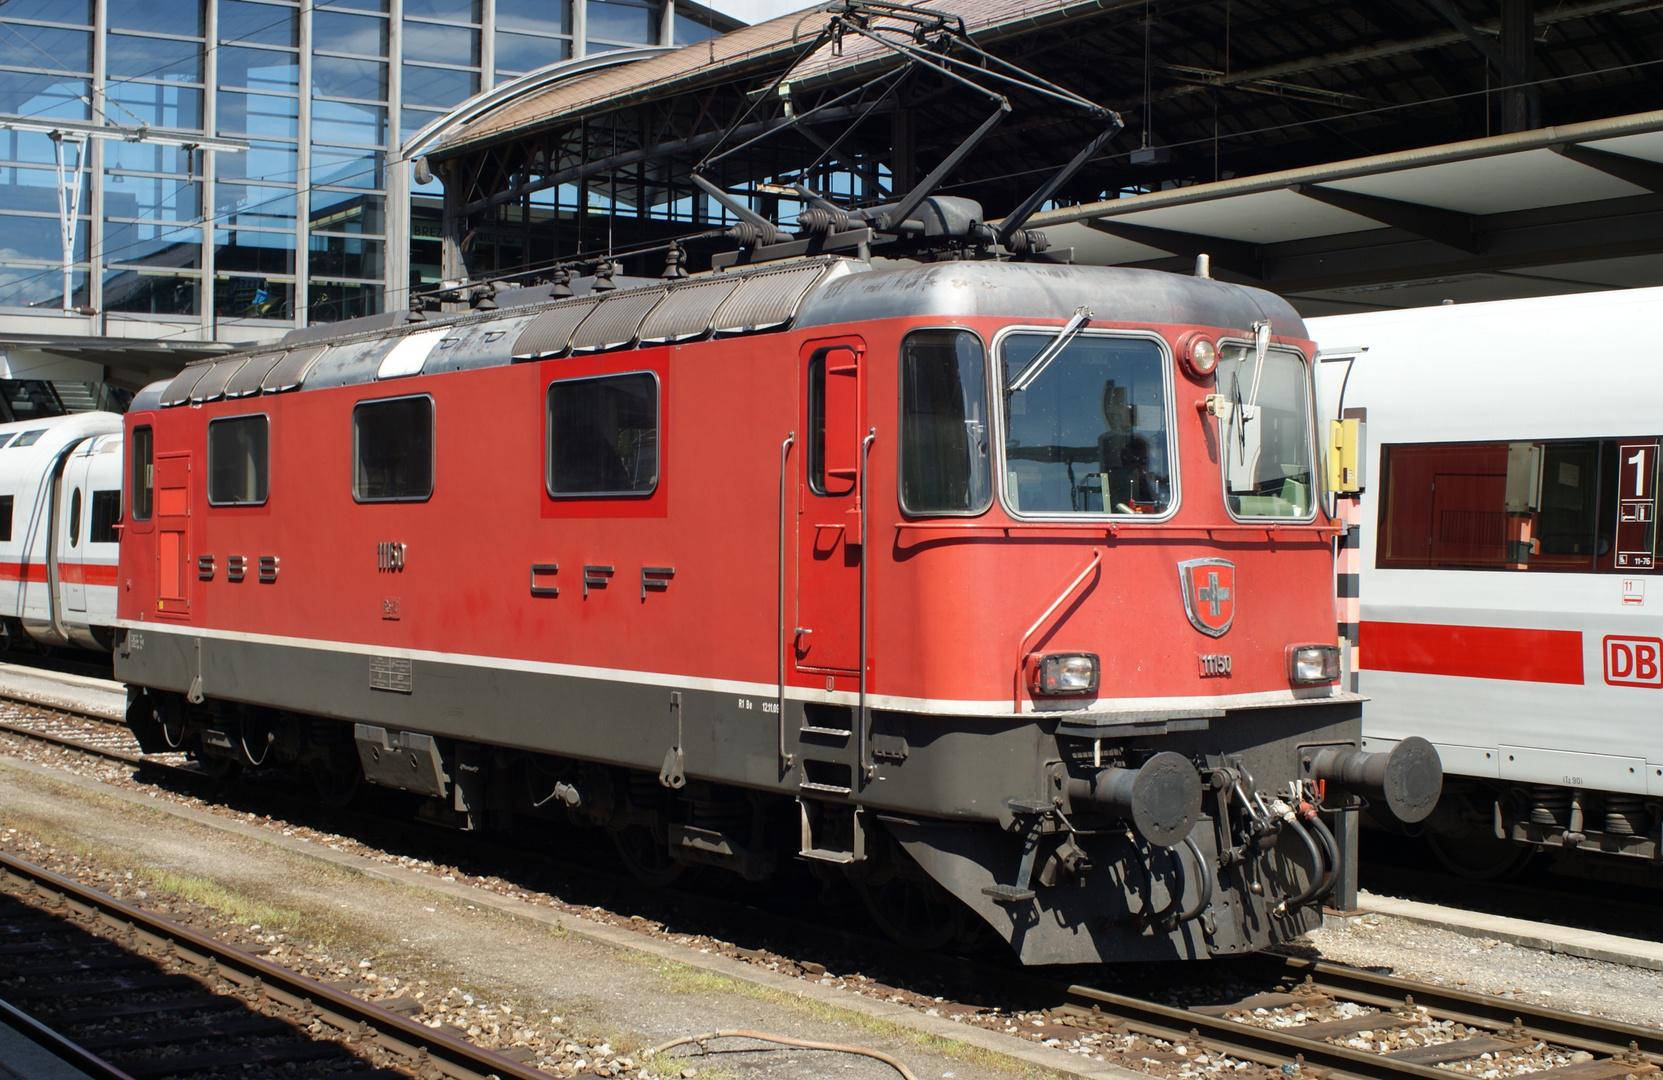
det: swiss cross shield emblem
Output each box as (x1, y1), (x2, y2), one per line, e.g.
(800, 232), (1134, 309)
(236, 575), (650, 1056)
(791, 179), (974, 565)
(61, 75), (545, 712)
(1179, 558), (1235, 638)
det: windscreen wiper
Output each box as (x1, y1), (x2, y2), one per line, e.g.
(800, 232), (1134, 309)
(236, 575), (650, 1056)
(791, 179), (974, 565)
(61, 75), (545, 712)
(1008, 307), (1093, 393)
(1244, 320), (1271, 415)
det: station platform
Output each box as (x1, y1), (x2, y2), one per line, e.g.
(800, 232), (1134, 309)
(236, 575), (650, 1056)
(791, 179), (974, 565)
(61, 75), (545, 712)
(0, 1019), (97, 1080)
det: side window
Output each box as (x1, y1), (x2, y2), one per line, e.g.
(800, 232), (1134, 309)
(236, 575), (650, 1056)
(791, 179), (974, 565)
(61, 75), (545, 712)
(207, 414), (271, 506)
(899, 329), (991, 515)
(69, 488), (81, 547)
(1379, 438), (1639, 573)
(90, 490), (121, 544)
(354, 396), (434, 501)
(546, 373), (658, 496)
(0, 495), (13, 542)
(132, 425), (154, 521)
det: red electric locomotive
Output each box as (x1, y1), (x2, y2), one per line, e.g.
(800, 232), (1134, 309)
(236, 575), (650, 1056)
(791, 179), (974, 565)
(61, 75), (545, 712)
(113, 251), (1439, 964)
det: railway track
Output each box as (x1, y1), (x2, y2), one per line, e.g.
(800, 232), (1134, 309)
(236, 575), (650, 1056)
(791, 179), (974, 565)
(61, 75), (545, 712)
(3, 692), (1662, 1080)
(0, 848), (557, 1080)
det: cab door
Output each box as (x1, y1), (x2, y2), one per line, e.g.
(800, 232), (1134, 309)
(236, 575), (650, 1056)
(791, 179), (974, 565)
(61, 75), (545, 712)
(155, 452), (192, 618)
(795, 338), (865, 674)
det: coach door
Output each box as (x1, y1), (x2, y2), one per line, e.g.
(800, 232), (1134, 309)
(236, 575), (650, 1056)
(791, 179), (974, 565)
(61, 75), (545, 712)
(795, 338), (866, 674)
(155, 453), (191, 617)
(58, 451), (90, 615)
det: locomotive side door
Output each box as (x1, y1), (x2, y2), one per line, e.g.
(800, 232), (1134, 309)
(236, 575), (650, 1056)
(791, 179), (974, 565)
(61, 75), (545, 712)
(795, 338), (865, 674)
(155, 452), (192, 618)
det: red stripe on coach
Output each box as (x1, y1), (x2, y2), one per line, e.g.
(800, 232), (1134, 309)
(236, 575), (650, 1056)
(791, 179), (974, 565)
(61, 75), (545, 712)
(0, 562), (48, 584)
(1360, 622), (1584, 684)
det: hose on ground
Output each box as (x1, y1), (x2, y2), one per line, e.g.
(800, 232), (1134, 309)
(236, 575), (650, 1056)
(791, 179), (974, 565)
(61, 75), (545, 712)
(648, 1029), (919, 1080)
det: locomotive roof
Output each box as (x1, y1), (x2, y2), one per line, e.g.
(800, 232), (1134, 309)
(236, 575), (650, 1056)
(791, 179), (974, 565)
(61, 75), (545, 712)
(134, 259), (1305, 413)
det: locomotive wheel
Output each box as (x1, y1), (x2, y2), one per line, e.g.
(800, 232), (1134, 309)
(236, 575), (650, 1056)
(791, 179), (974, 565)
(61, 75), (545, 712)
(1425, 830), (1534, 881)
(855, 874), (972, 952)
(611, 825), (684, 887)
(309, 750), (362, 810)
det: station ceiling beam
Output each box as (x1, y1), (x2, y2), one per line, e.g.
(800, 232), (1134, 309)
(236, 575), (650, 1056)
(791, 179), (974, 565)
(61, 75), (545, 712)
(1292, 183), (1482, 254)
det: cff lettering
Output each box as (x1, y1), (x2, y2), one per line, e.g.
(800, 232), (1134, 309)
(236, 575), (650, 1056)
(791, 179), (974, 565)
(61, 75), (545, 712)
(1603, 635), (1663, 688)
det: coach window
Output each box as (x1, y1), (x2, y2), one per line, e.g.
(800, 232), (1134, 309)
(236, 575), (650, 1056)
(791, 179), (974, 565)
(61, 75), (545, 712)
(1215, 344), (1316, 519)
(69, 489), (81, 546)
(0, 495), (12, 542)
(208, 415), (271, 507)
(1001, 332), (1173, 516)
(1380, 439), (1648, 573)
(90, 491), (121, 544)
(900, 329), (991, 515)
(354, 396), (434, 502)
(547, 373), (658, 496)
(132, 426), (153, 521)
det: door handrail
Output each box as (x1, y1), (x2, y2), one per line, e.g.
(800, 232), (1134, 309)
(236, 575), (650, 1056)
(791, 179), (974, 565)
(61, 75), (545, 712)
(1014, 548), (1102, 709)
(777, 431), (795, 771)
(857, 427), (876, 783)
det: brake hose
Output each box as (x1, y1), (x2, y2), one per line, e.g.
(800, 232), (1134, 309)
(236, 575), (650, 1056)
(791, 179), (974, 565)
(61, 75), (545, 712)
(1178, 835), (1214, 923)
(1308, 811), (1341, 903)
(1145, 843), (1184, 927)
(1271, 816), (1327, 918)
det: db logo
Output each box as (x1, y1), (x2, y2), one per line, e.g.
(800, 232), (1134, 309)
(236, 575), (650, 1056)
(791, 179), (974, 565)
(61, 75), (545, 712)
(1604, 635), (1663, 688)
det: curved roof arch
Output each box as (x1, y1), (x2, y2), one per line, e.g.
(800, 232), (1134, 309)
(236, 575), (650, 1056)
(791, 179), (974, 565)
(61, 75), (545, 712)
(399, 47), (675, 163)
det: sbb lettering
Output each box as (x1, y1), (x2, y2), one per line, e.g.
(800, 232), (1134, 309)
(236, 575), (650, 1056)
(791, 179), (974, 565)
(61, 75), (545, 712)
(1603, 635), (1663, 688)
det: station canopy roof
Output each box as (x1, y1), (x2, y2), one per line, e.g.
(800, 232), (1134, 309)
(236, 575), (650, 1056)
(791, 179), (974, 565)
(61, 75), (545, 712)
(426, 0), (1663, 314)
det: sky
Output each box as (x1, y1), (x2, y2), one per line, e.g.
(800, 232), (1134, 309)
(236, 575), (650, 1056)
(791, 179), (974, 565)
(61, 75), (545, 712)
(701, 0), (820, 27)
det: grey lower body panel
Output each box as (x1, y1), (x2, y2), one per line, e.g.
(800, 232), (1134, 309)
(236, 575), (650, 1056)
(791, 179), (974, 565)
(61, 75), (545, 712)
(117, 626), (1360, 964)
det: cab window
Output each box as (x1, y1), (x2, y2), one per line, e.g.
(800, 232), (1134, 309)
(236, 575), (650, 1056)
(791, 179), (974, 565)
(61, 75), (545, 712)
(132, 426), (154, 521)
(900, 329), (991, 515)
(1002, 332), (1172, 516)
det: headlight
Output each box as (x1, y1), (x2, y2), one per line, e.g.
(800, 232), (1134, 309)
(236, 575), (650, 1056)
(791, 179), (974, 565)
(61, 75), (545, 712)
(1288, 644), (1341, 684)
(1179, 333), (1218, 377)
(1034, 653), (1100, 696)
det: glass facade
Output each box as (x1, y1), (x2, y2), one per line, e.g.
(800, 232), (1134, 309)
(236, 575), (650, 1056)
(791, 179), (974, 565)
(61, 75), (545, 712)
(0, 0), (728, 332)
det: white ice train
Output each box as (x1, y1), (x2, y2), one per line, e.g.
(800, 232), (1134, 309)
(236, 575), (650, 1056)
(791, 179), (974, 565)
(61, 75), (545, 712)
(0, 412), (125, 654)
(1311, 288), (1663, 877)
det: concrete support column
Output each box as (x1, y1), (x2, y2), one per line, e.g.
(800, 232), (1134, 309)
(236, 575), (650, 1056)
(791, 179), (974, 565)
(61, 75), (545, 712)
(1500, 0), (1537, 133)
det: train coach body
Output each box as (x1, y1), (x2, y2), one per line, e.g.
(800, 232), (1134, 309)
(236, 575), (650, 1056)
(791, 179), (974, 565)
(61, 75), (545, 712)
(111, 258), (1417, 963)
(0, 413), (124, 652)
(1311, 288), (1663, 874)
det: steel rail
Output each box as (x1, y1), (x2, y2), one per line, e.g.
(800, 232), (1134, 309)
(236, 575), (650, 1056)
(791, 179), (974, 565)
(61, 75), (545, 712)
(1060, 980), (1460, 1080)
(0, 849), (547, 1080)
(1283, 957), (1663, 1058)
